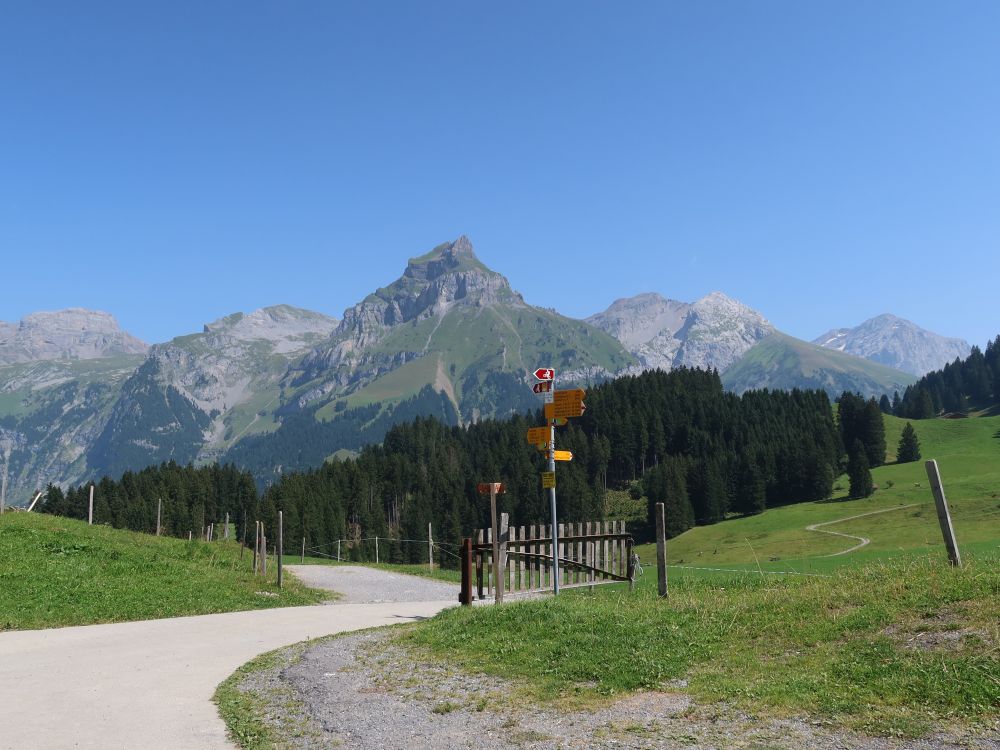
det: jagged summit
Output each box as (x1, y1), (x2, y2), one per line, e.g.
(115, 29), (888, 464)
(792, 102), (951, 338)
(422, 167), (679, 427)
(0, 308), (148, 365)
(403, 235), (487, 281)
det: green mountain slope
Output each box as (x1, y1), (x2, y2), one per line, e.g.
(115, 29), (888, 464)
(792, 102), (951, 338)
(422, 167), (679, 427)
(722, 332), (916, 398)
(0, 355), (145, 505)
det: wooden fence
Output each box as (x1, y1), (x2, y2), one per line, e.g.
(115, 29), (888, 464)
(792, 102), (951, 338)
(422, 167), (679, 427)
(470, 519), (633, 598)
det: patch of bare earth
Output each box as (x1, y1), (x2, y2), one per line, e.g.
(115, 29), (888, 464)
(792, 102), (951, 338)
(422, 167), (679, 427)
(230, 630), (999, 750)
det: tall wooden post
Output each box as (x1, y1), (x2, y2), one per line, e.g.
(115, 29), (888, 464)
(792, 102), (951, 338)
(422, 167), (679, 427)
(428, 522), (434, 570)
(277, 511), (283, 589)
(156, 498), (161, 536)
(656, 502), (668, 597)
(459, 538), (473, 605)
(224, 512), (230, 540)
(337, 538), (341, 562)
(489, 485), (501, 603)
(301, 536), (305, 563)
(253, 521), (259, 574)
(498, 512), (509, 604)
(88, 484), (95, 525)
(375, 536), (379, 564)
(925, 460), (962, 567)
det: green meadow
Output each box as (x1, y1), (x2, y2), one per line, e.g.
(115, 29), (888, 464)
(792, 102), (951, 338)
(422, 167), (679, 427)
(0, 513), (324, 630)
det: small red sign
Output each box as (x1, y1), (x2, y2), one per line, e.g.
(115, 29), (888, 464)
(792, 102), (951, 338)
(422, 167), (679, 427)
(477, 482), (506, 495)
(532, 381), (552, 394)
(533, 368), (555, 381)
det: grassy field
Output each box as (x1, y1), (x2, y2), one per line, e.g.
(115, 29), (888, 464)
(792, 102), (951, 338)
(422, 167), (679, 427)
(405, 552), (1000, 738)
(0, 513), (325, 630)
(635, 413), (1000, 575)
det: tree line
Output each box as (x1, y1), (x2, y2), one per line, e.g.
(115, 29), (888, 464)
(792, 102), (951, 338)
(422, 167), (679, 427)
(886, 335), (1000, 418)
(41, 368), (891, 556)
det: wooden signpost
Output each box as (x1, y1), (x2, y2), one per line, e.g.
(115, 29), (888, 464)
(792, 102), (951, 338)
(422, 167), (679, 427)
(478, 482), (506, 603)
(925, 460), (962, 567)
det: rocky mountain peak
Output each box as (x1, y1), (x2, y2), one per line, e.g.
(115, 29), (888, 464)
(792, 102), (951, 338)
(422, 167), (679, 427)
(0, 308), (148, 365)
(335, 236), (521, 347)
(813, 314), (971, 376)
(202, 305), (338, 345)
(588, 291), (774, 373)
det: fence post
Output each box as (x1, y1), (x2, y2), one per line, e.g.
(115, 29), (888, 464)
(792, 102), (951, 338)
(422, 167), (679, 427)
(277, 511), (283, 589)
(626, 537), (636, 592)
(375, 536), (379, 564)
(460, 538), (473, 605)
(301, 536), (305, 563)
(656, 502), (668, 597)
(428, 522), (433, 570)
(156, 498), (161, 536)
(337, 538), (341, 562)
(925, 460), (962, 567)
(88, 484), (94, 525)
(225, 512), (230, 540)
(253, 521), (259, 574)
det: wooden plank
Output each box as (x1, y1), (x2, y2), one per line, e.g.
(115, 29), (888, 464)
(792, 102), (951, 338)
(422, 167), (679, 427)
(540, 524), (548, 590)
(576, 522), (584, 585)
(519, 526), (526, 591)
(528, 525), (536, 590)
(486, 527), (492, 596)
(507, 523), (516, 594)
(603, 520), (611, 580)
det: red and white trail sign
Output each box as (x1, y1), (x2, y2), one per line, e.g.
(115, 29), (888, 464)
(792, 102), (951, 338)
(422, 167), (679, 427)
(532, 381), (552, 394)
(533, 368), (555, 381)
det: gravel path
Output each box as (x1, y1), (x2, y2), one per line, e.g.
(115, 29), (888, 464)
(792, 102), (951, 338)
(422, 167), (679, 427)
(285, 565), (457, 603)
(232, 630), (999, 750)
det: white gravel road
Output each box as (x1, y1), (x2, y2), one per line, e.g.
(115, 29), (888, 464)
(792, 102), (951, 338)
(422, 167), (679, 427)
(0, 566), (458, 750)
(285, 564), (457, 603)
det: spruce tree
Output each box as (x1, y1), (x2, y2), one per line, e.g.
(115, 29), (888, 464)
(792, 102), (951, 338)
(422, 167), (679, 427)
(879, 394), (892, 414)
(896, 422), (921, 463)
(847, 440), (874, 499)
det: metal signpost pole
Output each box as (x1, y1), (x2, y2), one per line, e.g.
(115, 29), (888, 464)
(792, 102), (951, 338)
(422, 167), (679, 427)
(549, 421), (560, 596)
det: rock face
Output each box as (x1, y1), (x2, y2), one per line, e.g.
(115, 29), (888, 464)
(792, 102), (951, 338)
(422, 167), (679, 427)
(0, 309), (148, 365)
(587, 291), (774, 372)
(812, 314), (971, 377)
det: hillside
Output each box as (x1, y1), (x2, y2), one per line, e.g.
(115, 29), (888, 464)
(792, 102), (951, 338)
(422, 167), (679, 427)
(0, 512), (322, 629)
(722, 331), (916, 398)
(636, 412), (1000, 571)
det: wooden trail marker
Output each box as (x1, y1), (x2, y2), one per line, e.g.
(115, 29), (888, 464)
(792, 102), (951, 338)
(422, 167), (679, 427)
(26, 491), (43, 512)
(925, 460), (962, 567)
(478, 481), (506, 603)
(301, 536), (306, 563)
(656, 502), (668, 597)
(88, 484), (94, 525)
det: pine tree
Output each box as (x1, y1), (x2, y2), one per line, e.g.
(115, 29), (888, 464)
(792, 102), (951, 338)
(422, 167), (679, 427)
(891, 391), (902, 415)
(879, 394), (892, 414)
(847, 440), (874, 499)
(896, 422), (921, 463)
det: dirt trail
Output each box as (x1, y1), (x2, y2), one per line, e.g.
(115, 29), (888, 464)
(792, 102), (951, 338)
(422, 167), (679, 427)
(806, 503), (920, 556)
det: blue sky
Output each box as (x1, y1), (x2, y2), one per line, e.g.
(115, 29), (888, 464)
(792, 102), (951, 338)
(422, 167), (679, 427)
(2, 2), (998, 347)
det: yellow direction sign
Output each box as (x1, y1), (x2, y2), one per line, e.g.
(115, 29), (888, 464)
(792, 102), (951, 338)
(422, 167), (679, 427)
(553, 450), (573, 462)
(543, 388), (586, 419)
(526, 427), (549, 446)
(541, 471), (556, 489)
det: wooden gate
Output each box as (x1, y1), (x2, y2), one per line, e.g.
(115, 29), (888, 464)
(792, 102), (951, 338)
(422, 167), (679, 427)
(470, 520), (633, 599)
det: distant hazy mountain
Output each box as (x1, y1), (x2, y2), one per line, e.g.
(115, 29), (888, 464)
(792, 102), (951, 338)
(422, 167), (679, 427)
(586, 291), (775, 372)
(722, 332), (917, 398)
(0, 309), (147, 365)
(812, 314), (971, 376)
